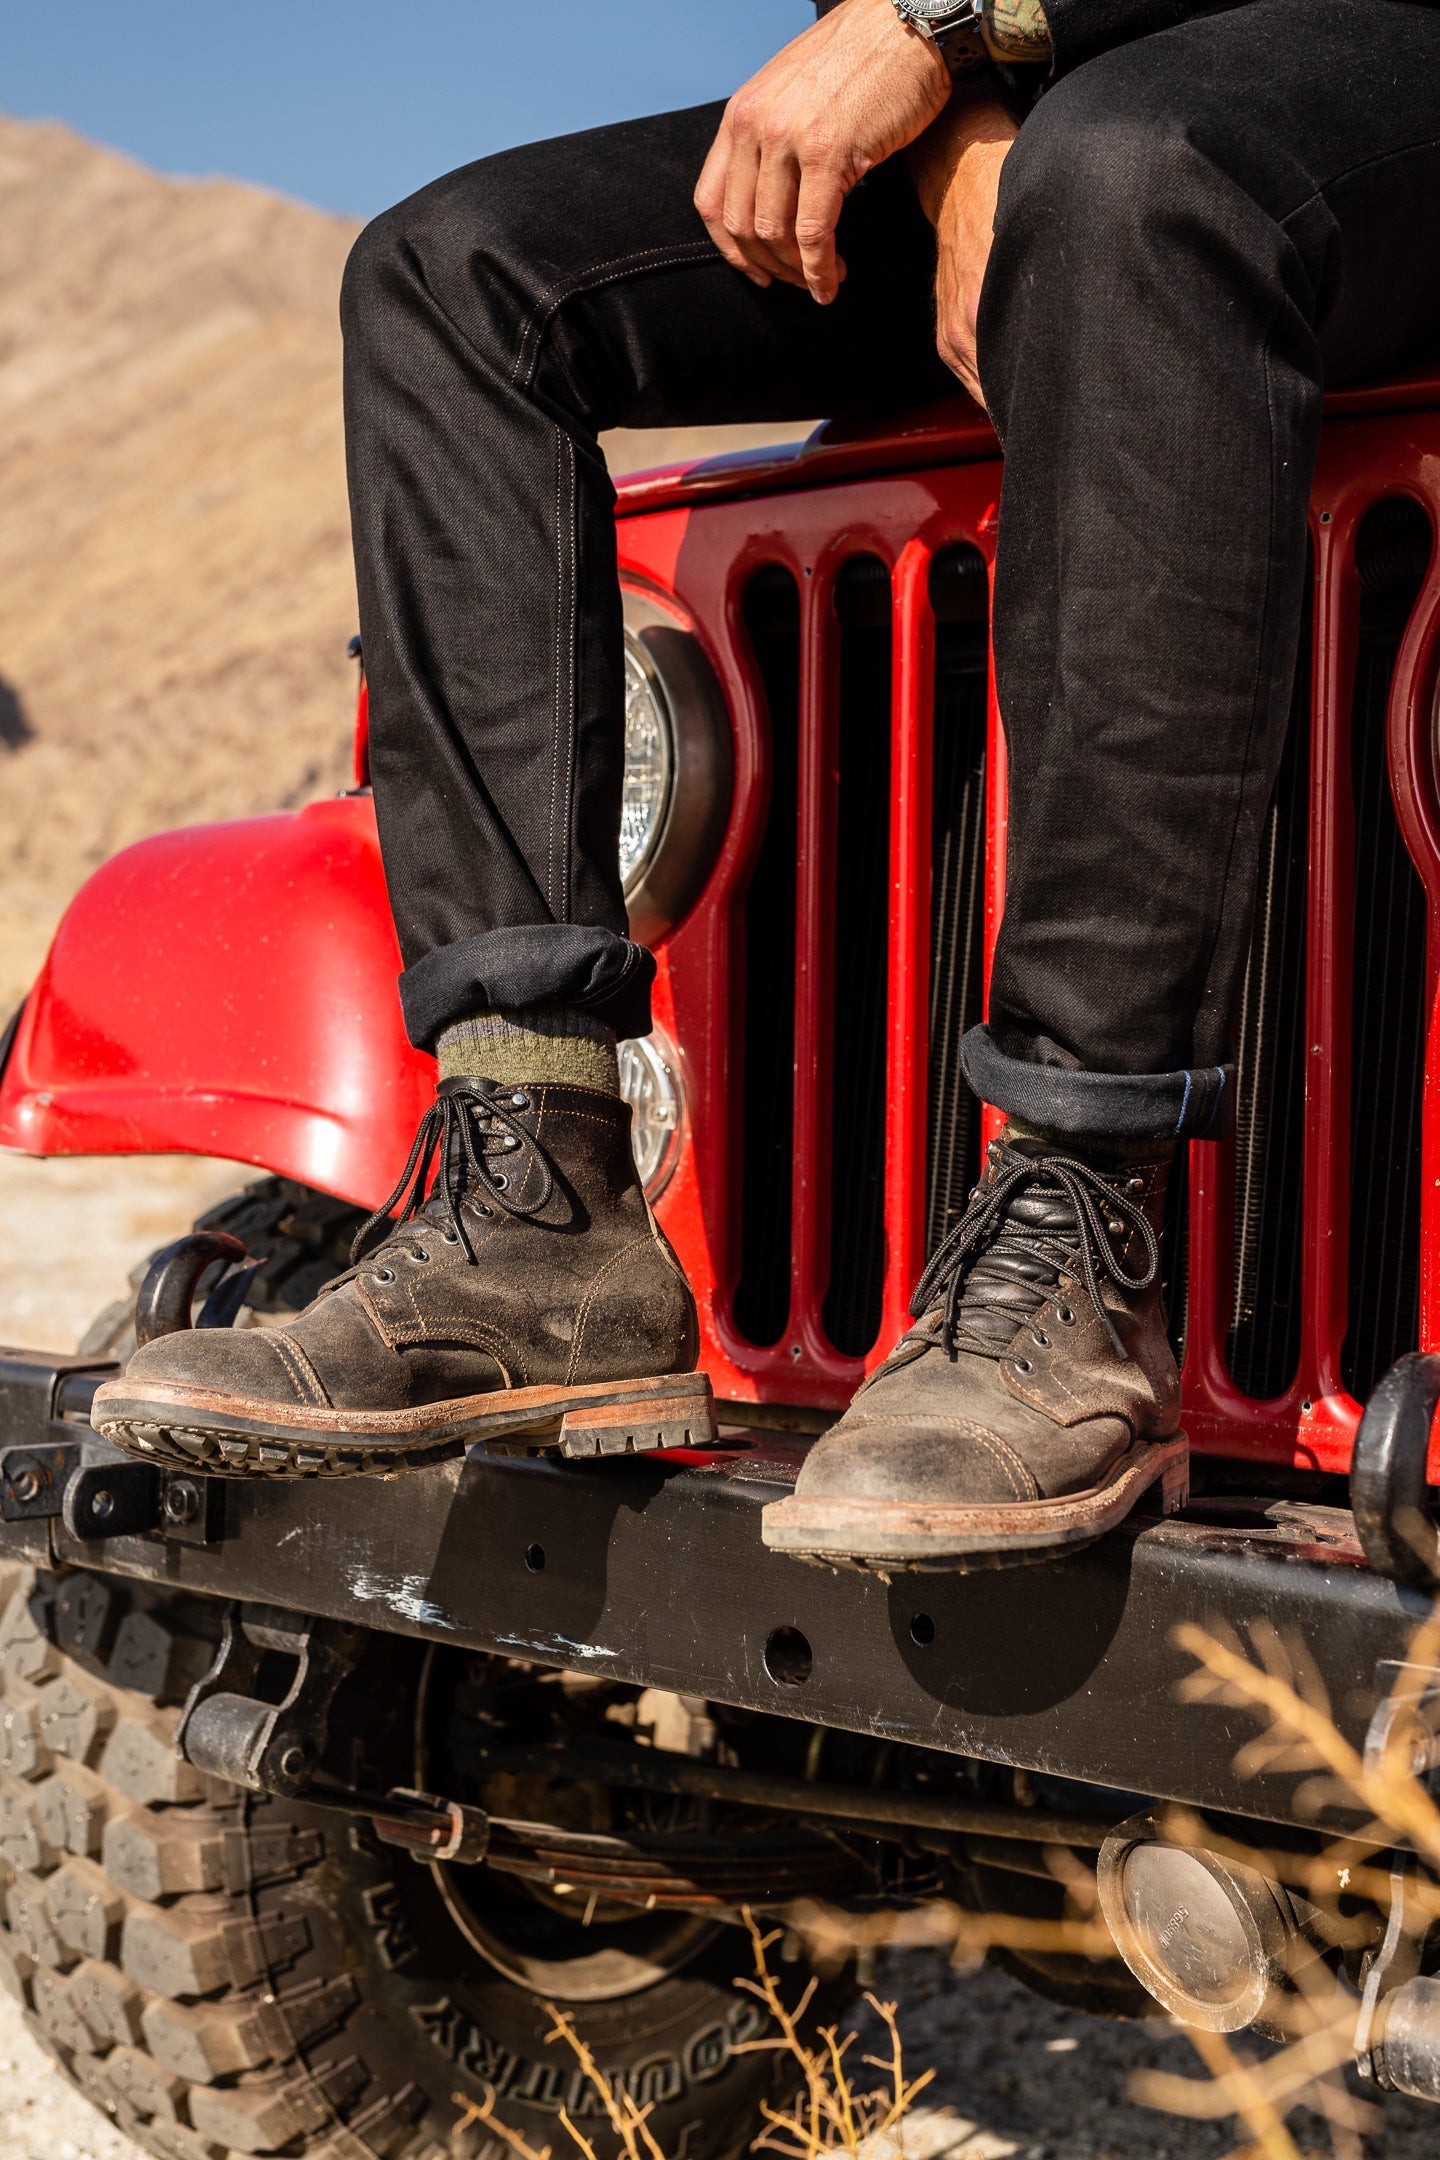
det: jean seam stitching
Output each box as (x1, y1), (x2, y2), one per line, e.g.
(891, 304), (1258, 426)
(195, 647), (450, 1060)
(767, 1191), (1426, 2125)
(1277, 132), (1440, 229)
(561, 430), (578, 922)
(548, 430), (565, 917)
(512, 241), (717, 392)
(573, 944), (640, 1008)
(1192, 307), (1283, 1077)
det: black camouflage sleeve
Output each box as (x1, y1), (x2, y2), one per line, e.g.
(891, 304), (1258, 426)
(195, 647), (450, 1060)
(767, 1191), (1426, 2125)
(813, 0), (1230, 78)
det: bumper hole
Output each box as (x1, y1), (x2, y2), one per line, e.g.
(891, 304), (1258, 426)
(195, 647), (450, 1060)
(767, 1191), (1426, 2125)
(764, 1625), (813, 1687)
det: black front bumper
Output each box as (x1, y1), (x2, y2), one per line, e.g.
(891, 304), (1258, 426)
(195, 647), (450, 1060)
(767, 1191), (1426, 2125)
(0, 1346), (1425, 1836)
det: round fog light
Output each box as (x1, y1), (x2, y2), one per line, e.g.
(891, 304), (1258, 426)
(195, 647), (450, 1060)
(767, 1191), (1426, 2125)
(618, 1032), (683, 1199)
(1119, 1842), (1258, 2013)
(1097, 1810), (1323, 2036)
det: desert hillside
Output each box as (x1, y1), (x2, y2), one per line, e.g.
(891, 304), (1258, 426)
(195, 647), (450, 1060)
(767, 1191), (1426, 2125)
(0, 118), (360, 1009)
(0, 114), (803, 1014)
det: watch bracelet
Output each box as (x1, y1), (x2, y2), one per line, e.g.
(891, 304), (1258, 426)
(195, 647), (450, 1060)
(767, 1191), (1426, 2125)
(936, 20), (994, 76)
(921, 0), (1052, 75)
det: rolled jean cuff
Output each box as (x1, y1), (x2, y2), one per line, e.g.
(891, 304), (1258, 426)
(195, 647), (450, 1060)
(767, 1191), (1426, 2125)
(959, 1024), (1234, 1142)
(398, 926), (655, 1051)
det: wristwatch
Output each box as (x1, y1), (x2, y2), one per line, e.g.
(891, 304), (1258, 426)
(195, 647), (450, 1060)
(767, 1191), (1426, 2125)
(890, 0), (989, 76)
(892, 0), (1052, 69)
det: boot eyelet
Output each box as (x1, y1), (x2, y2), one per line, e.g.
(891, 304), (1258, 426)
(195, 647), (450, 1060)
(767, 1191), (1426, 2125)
(510, 1091), (529, 1110)
(373, 1268), (396, 1285)
(1056, 1305), (1075, 1325)
(1126, 1176), (1144, 1193)
(408, 1249), (430, 1264)
(491, 1173), (509, 1192)
(1013, 1357), (1034, 1375)
(1030, 1329), (1048, 1348)
(441, 1229), (460, 1244)
(478, 1204), (493, 1218)
(1107, 1217), (1124, 1236)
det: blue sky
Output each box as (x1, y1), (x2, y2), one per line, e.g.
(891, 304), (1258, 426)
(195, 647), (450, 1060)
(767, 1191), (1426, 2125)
(7, 2), (814, 220)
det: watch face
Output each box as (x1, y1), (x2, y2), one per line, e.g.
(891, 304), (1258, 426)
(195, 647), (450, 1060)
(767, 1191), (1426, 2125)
(907, 0), (978, 19)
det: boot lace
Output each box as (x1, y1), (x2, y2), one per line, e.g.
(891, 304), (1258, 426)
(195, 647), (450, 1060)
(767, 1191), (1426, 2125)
(909, 1149), (1160, 1363)
(351, 1077), (555, 1267)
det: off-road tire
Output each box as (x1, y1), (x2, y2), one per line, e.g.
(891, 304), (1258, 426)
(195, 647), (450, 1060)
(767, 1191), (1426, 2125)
(0, 1561), (849, 2160)
(79, 1179), (370, 1363)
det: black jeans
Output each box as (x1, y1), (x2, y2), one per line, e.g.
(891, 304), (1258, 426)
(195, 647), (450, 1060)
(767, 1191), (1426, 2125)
(342, 0), (1440, 1139)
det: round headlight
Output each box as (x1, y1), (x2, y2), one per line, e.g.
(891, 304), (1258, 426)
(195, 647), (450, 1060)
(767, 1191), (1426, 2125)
(618, 1031), (684, 1199)
(620, 629), (674, 895)
(619, 592), (733, 948)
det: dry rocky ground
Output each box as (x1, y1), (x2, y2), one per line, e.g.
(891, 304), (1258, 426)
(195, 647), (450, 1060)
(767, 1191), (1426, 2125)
(1, 106), (1437, 2160)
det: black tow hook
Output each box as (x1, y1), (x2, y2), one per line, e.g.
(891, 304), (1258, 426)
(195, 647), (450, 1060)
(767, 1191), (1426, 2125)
(1352, 1351), (1440, 1589)
(135, 1230), (263, 1346)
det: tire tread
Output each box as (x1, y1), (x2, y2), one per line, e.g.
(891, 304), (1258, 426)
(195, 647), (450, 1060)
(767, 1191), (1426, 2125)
(0, 1568), (425, 2160)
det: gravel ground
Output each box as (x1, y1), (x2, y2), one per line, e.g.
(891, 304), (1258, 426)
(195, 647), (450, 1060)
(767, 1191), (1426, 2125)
(0, 1149), (1437, 2158)
(0, 1150), (248, 1355)
(4, 1948), (1436, 2160)
(849, 1951), (1440, 2158)
(0, 1997), (142, 2160)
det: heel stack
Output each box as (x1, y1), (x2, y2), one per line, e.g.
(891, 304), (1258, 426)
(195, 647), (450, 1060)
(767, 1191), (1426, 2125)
(559, 1376), (717, 1459)
(1159, 1438), (1190, 1517)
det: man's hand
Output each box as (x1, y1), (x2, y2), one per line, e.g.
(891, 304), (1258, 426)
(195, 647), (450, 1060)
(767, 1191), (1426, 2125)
(907, 88), (1018, 403)
(695, 0), (951, 306)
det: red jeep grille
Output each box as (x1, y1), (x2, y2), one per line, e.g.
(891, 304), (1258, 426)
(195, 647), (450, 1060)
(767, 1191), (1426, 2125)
(732, 550), (991, 1362)
(616, 392), (1440, 1472)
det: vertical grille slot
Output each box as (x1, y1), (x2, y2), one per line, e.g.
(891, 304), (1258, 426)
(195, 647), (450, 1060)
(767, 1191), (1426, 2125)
(735, 568), (800, 1348)
(1342, 498), (1433, 1401)
(926, 545), (990, 1258)
(1226, 607), (1311, 1398)
(823, 559), (892, 1357)
(1161, 1142), (1190, 1366)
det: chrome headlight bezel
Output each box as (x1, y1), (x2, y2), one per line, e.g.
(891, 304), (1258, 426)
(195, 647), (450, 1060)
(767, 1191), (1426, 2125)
(618, 1030), (684, 1199)
(620, 627), (675, 896)
(620, 588), (733, 949)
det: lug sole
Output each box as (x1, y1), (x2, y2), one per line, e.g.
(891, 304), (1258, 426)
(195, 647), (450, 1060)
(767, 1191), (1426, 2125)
(91, 1371), (717, 1480)
(760, 1432), (1190, 1572)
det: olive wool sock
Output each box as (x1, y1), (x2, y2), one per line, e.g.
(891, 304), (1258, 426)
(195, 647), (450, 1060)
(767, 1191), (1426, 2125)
(437, 1003), (620, 1095)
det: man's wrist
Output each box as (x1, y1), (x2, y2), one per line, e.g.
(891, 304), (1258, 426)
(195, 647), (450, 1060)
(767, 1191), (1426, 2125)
(888, 10), (957, 96)
(891, 0), (992, 78)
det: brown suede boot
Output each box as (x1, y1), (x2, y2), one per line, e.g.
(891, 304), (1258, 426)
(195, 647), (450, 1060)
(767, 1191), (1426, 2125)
(92, 1078), (708, 1478)
(762, 1131), (1187, 1570)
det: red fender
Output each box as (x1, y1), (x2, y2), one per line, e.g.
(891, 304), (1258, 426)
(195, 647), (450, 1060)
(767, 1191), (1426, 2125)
(0, 796), (434, 1211)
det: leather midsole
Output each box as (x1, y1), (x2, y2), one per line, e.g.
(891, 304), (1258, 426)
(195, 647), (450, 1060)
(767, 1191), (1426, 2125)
(762, 1433), (1188, 1553)
(92, 1371), (712, 1446)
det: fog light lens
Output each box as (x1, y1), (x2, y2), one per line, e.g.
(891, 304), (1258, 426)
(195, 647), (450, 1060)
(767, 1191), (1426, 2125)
(619, 630), (674, 894)
(1097, 1810), (1323, 2037)
(618, 1032), (683, 1198)
(1120, 1843), (1254, 2010)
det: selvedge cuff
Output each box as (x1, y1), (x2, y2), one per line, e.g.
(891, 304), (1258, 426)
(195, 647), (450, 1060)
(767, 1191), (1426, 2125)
(399, 926), (655, 1051)
(959, 1023), (1234, 1141)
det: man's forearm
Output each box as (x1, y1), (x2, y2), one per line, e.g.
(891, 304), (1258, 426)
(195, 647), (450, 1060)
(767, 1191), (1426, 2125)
(904, 81), (1019, 403)
(905, 78), (1020, 226)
